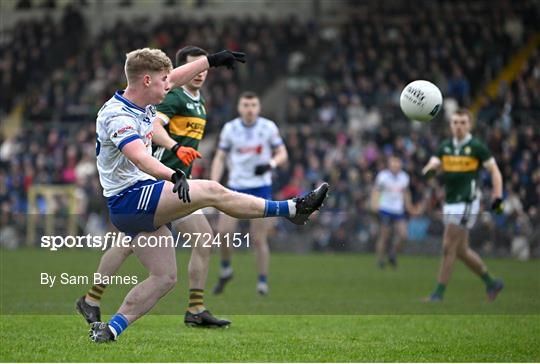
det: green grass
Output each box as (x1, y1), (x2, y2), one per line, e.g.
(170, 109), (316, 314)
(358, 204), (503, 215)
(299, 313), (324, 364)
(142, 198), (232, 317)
(1, 314), (538, 362)
(1, 249), (539, 361)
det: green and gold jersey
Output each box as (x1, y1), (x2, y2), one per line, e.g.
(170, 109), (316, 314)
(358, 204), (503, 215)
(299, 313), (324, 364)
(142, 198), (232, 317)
(154, 87), (207, 176)
(436, 136), (492, 203)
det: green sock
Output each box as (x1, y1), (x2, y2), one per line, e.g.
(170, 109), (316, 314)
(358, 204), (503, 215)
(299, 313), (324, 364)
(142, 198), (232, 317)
(481, 272), (495, 288)
(434, 283), (446, 297)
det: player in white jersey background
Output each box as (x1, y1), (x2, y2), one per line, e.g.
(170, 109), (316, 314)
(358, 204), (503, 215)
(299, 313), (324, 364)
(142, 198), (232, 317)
(371, 155), (417, 269)
(210, 92), (288, 296)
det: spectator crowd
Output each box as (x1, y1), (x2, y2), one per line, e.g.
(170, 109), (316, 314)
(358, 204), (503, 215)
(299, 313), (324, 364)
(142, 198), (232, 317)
(1, 0), (539, 256)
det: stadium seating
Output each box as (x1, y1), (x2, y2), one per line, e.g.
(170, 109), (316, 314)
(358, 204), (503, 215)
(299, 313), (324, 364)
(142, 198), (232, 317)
(1, 0), (538, 255)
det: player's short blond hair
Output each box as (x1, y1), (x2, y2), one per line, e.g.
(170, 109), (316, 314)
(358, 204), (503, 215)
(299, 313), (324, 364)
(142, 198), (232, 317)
(124, 48), (173, 84)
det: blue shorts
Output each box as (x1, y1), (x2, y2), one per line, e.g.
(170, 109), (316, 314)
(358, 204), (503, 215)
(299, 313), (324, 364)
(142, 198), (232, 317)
(229, 185), (272, 199)
(107, 179), (165, 236)
(379, 210), (406, 225)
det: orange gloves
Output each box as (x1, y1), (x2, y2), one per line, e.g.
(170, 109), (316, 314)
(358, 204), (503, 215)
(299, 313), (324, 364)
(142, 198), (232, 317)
(171, 143), (202, 167)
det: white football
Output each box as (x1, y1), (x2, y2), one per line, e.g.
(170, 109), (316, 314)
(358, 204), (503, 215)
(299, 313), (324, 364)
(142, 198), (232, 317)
(400, 80), (443, 122)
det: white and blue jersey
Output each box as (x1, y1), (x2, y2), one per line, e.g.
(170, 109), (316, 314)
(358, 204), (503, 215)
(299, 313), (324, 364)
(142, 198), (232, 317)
(96, 91), (165, 235)
(96, 91), (157, 197)
(218, 117), (283, 197)
(375, 169), (410, 220)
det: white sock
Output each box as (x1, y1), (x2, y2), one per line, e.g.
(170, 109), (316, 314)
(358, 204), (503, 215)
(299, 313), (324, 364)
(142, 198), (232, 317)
(108, 325), (118, 339)
(220, 266), (233, 278)
(287, 200), (297, 217)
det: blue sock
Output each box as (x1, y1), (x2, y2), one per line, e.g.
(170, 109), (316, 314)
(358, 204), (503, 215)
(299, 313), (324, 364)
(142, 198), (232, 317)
(264, 200), (290, 217)
(108, 313), (129, 338)
(221, 260), (230, 269)
(258, 274), (267, 283)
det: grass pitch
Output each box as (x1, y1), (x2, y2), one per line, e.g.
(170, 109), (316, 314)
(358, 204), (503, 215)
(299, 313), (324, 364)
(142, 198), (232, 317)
(1, 249), (539, 362)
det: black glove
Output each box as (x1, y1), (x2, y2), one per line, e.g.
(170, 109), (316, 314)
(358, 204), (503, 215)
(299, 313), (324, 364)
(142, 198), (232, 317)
(491, 198), (504, 214)
(171, 169), (190, 203)
(254, 164), (272, 175)
(207, 50), (246, 69)
(423, 168), (436, 180)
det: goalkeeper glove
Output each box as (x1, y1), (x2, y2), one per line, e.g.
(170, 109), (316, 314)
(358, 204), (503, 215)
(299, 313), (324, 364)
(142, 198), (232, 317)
(171, 143), (201, 167)
(207, 50), (246, 69)
(491, 198), (504, 214)
(171, 169), (191, 203)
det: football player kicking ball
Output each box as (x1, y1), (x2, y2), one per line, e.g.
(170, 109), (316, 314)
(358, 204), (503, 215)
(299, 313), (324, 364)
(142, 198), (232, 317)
(211, 92), (288, 296)
(422, 109), (504, 302)
(89, 48), (328, 342)
(76, 46), (230, 328)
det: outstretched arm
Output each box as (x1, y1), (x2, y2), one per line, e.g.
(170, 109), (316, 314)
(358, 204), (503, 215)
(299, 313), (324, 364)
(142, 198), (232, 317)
(168, 57), (209, 89)
(168, 50), (246, 89)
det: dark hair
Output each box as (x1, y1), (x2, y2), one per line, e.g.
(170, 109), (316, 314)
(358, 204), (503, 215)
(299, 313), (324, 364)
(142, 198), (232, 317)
(175, 46), (208, 67)
(239, 91), (259, 100)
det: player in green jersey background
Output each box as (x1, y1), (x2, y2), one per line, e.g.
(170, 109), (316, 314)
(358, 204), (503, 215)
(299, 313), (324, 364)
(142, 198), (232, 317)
(153, 47), (207, 176)
(422, 109), (505, 302)
(151, 46), (230, 327)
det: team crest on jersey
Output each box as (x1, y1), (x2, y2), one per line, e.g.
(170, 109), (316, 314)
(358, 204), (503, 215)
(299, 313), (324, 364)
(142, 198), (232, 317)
(186, 103), (194, 110)
(464, 146), (471, 155)
(444, 147), (451, 153)
(141, 115), (152, 125)
(148, 105), (156, 117)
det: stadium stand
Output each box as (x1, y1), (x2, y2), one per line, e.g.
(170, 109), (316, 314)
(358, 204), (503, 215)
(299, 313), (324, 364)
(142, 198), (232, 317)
(1, 0), (538, 257)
